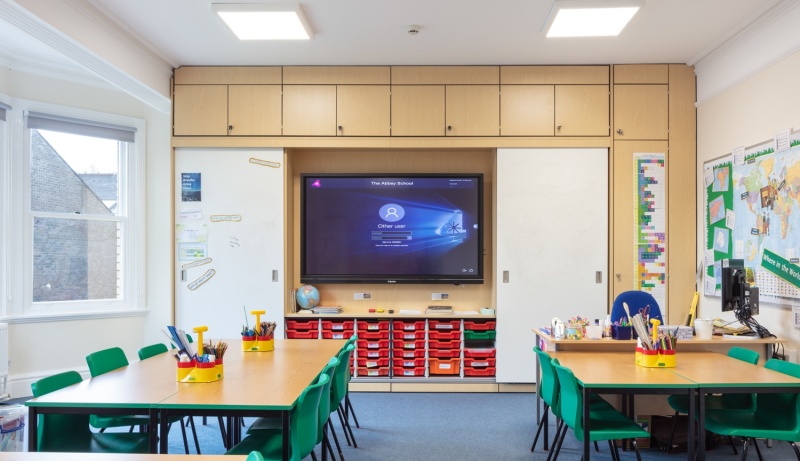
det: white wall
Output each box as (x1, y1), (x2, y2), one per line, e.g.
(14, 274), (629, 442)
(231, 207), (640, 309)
(697, 48), (800, 358)
(1, 69), (172, 397)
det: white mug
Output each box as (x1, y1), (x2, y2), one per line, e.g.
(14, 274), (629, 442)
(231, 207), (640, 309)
(694, 318), (713, 340)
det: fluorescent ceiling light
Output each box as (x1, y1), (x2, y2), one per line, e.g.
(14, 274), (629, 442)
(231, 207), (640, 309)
(544, 0), (642, 37)
(212, 3), (313, 40)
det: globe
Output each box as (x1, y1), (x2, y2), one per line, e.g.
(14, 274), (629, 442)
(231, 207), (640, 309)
(295, 285), (320, 310)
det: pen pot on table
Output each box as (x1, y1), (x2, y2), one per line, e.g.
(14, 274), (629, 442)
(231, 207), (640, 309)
(242, 335), (256, 351)
(215, 356), (224, 378)
(612, 325), (632, 340)
(195, 359), (220, 381)
(177, 359), (196, 381)
(256, 335), (274, 351)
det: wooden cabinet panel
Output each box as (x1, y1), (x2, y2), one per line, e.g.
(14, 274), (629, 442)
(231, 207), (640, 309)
(555, 85), (609, 136)
(283, 85), (337, 136)
(613, 64), (669, 84)
(175, 66), (282, 84)
(392, 66), (499, 85)
(611, 140), (669, 300)
(614, 85), (668, 140)
(445, 85), (499, 136)
(228, 85), (282, 136)
(500, 65), (609, 84)
(336, 85), (390, 136)
(391, 86), (445, 136)
(173, 85), (228, 136)
(500, 85), (554, 136)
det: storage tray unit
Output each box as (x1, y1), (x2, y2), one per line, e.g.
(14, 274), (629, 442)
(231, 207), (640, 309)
(429, 319), (460, 330)
(464, 348), (496, 358)
(321, 329), (354, 340)
(392, 330), (426, 340)
(357, 357), (390, 368)
(392, 320), (425, 331)
(357, 319), (390, 331)
(463, 320), (496, 331)
(392, 366), (425, 377)
(354, 319), (391, 378)
(357, 366), (390, 377)
(285, 318), (320, 339)
(428, 348), (461, 358)
(321, 320), (355, 331)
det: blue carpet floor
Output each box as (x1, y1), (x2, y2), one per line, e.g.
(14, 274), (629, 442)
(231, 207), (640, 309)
(165, 392), (798, 460)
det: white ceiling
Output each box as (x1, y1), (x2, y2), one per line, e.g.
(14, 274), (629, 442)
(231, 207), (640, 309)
(0, 0), (789, 90)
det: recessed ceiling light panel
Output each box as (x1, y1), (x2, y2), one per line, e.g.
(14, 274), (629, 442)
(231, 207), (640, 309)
(212, 3), (314, 40)
(543, 0), (643, 38)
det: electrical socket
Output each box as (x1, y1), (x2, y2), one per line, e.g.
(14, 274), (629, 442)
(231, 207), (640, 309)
(431, 292), (449, 300)
(354, 292), (371, 300)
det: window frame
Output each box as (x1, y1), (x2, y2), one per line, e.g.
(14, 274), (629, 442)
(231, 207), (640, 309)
(2, 96), (146, 321)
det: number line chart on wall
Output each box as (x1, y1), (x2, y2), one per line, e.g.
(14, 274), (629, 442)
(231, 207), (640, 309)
(634, 153), (666, 310)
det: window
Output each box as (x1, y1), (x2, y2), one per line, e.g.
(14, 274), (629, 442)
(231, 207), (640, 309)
(2, 98), (145, 319)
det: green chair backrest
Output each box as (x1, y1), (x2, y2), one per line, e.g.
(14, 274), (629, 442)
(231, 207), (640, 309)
(246, 451), (265, 461)
(290, 373), (328, 461)
(754, 359), (800, 431)
(552, 360), (583, 433)
(720, 347), (761, 409)
(330, 343), (355, 410)
(533, 347), (560, 412)
(138, 343), (168, 360)
(728, 346), (759, 365)
(86, 347), (129, 377)
(316, 356), (340, 445)
(31, 371), (90, 451)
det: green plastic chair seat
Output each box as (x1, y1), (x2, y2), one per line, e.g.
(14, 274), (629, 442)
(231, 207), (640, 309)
(703, 358), (800, 459)
(137, 343), (169, 360)
(228, 373), (329, 460)
(31, 370), (150, 453)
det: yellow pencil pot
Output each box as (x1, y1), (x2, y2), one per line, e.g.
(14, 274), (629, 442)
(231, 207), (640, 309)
(242, 336), (256, 351)
(256, 336), (274, 351)
(177, 359), (195, 382)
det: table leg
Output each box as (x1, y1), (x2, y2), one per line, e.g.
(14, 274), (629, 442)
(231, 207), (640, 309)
(27, 407), (38, 452)
(695, 387), (703, 461)
(583, 386), (591, 460)
(282, 410), (290, 461)
(159, 409), (170, 453)
(149, 409), (159, 453)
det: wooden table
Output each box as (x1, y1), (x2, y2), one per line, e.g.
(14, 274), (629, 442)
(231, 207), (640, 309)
(549, 351), (698, 461)
(549, 351), (800, 461)
(26, 339), (345, 460)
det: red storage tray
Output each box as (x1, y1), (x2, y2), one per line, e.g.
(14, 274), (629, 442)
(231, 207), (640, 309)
(357, 367), (389, 377)
(464, 347), (497, 358)
(463, 320), (496, 331)
(428, 330), (461, 340)
(285, 319), (319, 330)
(429, 319), (460, 330)
(320, 320), (355, 331)
(356, 339), (390, 350)
(321, 330), (355, 340)
(427, 348), (460, 358)
(464, 357), (496, 368)
(392, 339), (426, 350)
(392, 320), (426, 331)
(392, 366), (425, 377)
(428, 339), (461, 350)
(392, 357), (426, 368)
(357, 357), (390, 368)
(357, 320), (389, 331)
(285, 329), (319, 339)
(429, 357), (461, 375)
(392, 330), (426, 340)
(464, 366), (496, 377)
(357, 330), (390, 340)
(394, 348), (425, 358)
(357, 348), (390, 358)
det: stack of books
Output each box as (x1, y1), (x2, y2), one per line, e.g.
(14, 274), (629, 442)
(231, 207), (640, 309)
(312, 305), (343, 314)
(425, 305), (453, 315)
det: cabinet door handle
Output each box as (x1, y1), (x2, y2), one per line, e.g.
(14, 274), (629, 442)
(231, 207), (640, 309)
(228, 125), (233, 132)
(338, 125), (343, 133)
(616, 128), (624, 135)
(557, 125), (562, 131)
(447, 125), (452, 132)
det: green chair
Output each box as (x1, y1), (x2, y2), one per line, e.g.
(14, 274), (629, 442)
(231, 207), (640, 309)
(249, 356), (341, 461)
(329, 343), (357, 460)
(551, 360), (649, 461)
(665, 346), (760, 453)
(85, 347), (152, 432)
(704, 358), (800, 461)
(137, 343), (200, 454)
(246, 451), (265, 461)
(531, 347), (611, 454)
(30, 370), (149, 453)
(342, 334), (360, 430)
(226, 373), (329, 461)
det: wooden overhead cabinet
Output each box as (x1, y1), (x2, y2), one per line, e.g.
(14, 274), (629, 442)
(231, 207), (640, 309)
(445, 85), (500, 136)
(336, 85), (390, 136)
(391, 85), (446, 136)
(613, 85), (669, 140)
(282, 85), (337, 136)
(500, 85), (555, 136)
(173, 85), (228, 136)
(555, 85), (609, 136)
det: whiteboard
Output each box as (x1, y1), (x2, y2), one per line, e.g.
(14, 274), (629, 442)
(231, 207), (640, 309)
(174, 148), (284, 339)
(495, 148), (608, 383)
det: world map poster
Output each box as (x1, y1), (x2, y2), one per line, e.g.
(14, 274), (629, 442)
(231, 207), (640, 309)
(705, 128), (800, 302)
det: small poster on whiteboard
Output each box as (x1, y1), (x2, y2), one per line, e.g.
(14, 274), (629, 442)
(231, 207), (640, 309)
(181, 173), (201, 202)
